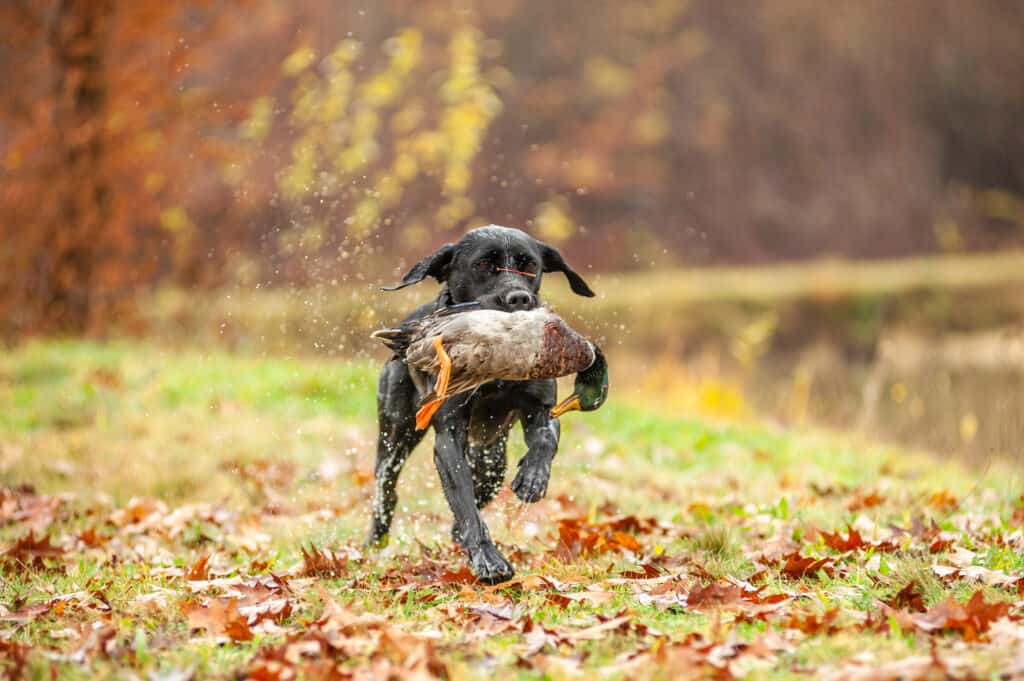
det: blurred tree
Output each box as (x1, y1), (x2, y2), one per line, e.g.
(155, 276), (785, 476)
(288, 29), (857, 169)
(45, 0), (114, 332)
(1, 0), (1022, 336)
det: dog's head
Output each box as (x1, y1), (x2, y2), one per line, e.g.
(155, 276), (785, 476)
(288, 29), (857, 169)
(384, 225), (594, 310)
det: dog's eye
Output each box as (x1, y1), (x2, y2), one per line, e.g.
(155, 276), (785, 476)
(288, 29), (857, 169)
(519, 260), (538, 274)
(475, 260), (494, 273)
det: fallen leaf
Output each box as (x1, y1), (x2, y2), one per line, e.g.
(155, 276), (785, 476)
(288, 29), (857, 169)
(885, 582), (926, 612)
(686, 582), (743, 610)
(1, 531), (64, 569)
(181, 598), (253, 642)
(818, 526), (867, 552)
(186, 554), (212, 581)
(912, 590), (1015, 641)
(780, 552), (833, 579)
(845, 490), (885, 511)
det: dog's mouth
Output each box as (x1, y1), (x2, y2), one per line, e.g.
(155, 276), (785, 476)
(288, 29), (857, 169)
(474, 289), (537, 312)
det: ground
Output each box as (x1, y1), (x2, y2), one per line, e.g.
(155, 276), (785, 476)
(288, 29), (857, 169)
(1, 341), (1022, 679)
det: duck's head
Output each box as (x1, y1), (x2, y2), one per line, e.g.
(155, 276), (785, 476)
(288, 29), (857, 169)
(550, 346), (608, 418)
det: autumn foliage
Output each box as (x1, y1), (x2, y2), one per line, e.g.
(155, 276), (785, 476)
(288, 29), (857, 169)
(2, 1), (1023, 335)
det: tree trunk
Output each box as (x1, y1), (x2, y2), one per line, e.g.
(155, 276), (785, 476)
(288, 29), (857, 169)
(44, 0), (114, 332)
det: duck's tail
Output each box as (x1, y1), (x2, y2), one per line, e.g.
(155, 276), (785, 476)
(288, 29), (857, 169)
(370, 325), (415, 354)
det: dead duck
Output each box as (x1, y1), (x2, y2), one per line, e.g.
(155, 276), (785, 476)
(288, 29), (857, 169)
(371, 303), (608, 429)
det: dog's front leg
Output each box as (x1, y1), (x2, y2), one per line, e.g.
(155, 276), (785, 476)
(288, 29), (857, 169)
(511, 395), (560, 503)
(433, 408), (514, 584)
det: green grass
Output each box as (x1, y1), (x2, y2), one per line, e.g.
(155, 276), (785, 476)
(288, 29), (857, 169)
(1, 340), (1022, 679)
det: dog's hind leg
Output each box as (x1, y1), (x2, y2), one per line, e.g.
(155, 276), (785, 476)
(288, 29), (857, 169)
(367, 359), (426, 548)
(468, 433), (509, 510)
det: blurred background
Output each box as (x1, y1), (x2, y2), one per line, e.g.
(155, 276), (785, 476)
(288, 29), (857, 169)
(2, 0), (1023, 460)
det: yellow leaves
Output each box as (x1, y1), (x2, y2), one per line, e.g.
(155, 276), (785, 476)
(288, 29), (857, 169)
(959, 413), (979, 443)
(443, 165), (471, 196)
(697, 381), (747, 419)
(240, 95), (274, 141)
(264, 24), (501, 239)
(351, 109), (379, 140)
(325, 40), (361, 71)
(281, 45), (316, 76)
(347, 197), (380, 237)
(279, 139), (317, 201)
(401, 222), (430, 249)
(289, 73), (322, 125)
(934, 217), (965, 252)
(392, 153), (419, 182)
(632, 108), (671, 146)
(391, 99), (425, 134)
(636, 355), (749, 420)
(158, 206), (194, 235)
(730, 312), (779, 369)
(376, 173), (402, 206)
(534, 197), (576, 244)
(979, 188), (1024, 223)
(382, 28), (423, 74)
(584, 56), (632, 99)
(435, 196), (474, 227)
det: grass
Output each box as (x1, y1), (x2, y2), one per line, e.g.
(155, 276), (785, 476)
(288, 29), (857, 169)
(1, 340), (1022, 679)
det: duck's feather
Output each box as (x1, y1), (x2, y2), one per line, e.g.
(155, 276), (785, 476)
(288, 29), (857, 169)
(372, 306), (594, 400)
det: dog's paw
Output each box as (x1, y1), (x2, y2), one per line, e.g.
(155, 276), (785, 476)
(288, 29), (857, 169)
(511, 459), (550, 503)
(364, 528), (390, 550)
(468, 543), (515, 585)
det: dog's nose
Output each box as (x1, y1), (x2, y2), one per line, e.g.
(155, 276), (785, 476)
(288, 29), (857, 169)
(504, 290), (535, 311)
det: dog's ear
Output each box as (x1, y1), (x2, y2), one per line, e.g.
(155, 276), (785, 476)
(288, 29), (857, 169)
(539, 243), (595, 297)
(382, 243), (456, 291)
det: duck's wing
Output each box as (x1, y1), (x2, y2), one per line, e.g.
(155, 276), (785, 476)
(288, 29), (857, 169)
(445, 310), (545, 379)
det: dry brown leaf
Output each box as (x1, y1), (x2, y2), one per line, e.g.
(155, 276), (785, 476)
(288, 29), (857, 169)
(781, 608), (842, 635)
(845, 490), (885, 511)
(686, 582), (743, 610)
(818, 526), (867, 552)
(0, 599), (52, 623)
(1, 531), (65, 569)
(912, 589), (1016, 641)
(181, 598), (254, 642)
(296, 545), (351, 578)
(885, 582), (927, 612)
(108, 497), (166, 528)
(619, 563), (661, 579)
(186, 553), (212, 581)
(780, 552), (833, 579)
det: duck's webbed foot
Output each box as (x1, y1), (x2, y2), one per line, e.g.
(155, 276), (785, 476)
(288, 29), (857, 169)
(414, 336), (453, 431)
(432, 335), (452, 397)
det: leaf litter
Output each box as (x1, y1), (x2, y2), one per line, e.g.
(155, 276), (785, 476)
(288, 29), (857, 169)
(2, 437), (1023, 678)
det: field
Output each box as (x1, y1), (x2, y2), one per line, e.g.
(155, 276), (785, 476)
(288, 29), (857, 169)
(2, 340), (1023, 679)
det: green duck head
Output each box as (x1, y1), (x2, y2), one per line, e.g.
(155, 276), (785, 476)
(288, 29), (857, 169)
(550, 346), (608, 418)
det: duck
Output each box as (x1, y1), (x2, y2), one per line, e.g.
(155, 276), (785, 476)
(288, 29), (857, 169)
(371, 302), (609, 430)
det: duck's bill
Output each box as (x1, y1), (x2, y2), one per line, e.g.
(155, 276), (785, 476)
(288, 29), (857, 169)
(550, 394), (582, 418)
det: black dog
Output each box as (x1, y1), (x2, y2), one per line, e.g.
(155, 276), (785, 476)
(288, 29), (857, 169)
(366, 225), (595, 583)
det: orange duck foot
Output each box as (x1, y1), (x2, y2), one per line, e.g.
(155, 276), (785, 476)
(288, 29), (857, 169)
(415, 399), (443, 431)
